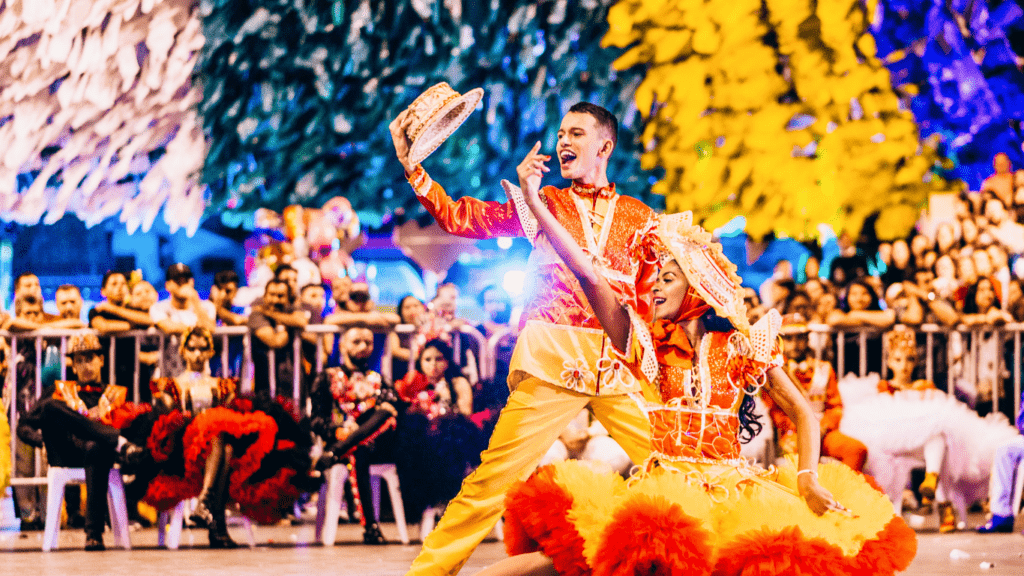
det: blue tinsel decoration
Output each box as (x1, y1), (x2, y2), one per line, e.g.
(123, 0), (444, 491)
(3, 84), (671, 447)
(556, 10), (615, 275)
(870, 0), (1024, 189)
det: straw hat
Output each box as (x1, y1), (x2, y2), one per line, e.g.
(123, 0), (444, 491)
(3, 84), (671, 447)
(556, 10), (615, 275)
(404, 82), (484, 165)
(66, 334), (104, 357)
(652, 211), (781, 368)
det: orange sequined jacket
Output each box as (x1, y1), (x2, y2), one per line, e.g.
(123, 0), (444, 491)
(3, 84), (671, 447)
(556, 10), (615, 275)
(409, 166), (658, 395)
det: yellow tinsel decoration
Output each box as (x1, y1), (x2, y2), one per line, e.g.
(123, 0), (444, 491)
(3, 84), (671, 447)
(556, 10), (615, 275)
(605, 0), (953, 240)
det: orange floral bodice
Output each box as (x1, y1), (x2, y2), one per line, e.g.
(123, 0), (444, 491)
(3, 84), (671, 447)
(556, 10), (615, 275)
(639, 331), (782, 465)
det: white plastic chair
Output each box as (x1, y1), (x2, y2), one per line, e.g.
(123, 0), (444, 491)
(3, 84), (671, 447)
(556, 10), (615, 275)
(368, 463), (410, 544)
(43, 467), (130, 551)
(157, 501), (187, 549)
(315, 463), (410, 545)
(156, 498), (256, 548)
(418, 505), (504, 543)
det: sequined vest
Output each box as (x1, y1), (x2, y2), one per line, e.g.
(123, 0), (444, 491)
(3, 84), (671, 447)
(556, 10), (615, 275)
(520, 187), (655, 329)
(639, 331), (747, 464)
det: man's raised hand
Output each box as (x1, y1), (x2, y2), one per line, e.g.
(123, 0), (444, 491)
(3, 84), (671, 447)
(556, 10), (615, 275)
(516, 141), (550, 207)
(389, 110), (416, 174)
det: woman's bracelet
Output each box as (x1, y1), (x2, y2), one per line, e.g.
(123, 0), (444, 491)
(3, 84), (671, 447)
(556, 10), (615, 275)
(796, 469), (818, 479)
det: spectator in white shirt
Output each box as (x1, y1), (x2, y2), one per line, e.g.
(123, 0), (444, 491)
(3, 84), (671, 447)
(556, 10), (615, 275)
(149, 263), (216, 378)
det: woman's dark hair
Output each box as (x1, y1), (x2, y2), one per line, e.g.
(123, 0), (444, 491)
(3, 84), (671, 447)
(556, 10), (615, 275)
(963, 277), (999, 314)
(416, 338), (467, 410)
(700, 310), (762, 443)
(783, 288), (812, 315)
(397, 294), (424, 324)
(840, 278), (882, 312)
(1008, 279), (1024, 322)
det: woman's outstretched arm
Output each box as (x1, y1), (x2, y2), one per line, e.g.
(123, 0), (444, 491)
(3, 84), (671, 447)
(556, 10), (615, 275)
(764, 365), (845, 515)
(516, 142), (631, 352)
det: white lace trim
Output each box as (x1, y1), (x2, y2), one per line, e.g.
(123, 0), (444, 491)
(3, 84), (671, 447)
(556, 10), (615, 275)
(500, 179), (539, 245)
(625, 305), (658, 385)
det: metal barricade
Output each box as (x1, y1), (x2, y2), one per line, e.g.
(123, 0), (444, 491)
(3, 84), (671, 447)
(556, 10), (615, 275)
(458, 325), (489, 385)
(0, 321), (503, 491)
(485, 327), (518, 384)
(379, 324), (417, 383)
(808, 323), (1024, 424)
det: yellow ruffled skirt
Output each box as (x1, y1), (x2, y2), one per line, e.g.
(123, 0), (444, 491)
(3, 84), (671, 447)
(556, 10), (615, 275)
(504, 458), (916, 576)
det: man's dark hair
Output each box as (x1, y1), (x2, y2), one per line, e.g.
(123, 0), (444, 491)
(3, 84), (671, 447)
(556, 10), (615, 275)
(14, 272), (37, 286)
(265, 279), (289, 294)
(568, 102), (618, 145)
(301, 283), (328, 295)
(274, 264), (297, 279)
(165, 263), (193, 285)
(783, 288), (811, 315)
(56, 284), (81, 295)
(101, 270), (127, 288)
(214, 269), (240, 288)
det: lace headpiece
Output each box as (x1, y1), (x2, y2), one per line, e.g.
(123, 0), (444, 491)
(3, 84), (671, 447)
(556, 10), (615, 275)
(653, 212), (750, 336)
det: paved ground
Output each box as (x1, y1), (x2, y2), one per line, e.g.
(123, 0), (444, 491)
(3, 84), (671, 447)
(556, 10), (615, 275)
(1, 512), (1022, 575)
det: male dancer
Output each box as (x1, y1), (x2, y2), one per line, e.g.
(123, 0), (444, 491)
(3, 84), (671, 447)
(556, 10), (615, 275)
(391, 102), (658, 575)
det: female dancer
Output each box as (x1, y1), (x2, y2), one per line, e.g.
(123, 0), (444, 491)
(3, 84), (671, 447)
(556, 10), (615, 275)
(142, 327), (318, 546)
(478, 149), (917, 575)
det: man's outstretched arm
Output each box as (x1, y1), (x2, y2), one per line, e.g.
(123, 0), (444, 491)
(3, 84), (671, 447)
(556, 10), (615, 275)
(390, 110), (525, 240)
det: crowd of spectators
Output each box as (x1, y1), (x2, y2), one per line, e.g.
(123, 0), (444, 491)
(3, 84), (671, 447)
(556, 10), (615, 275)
(749, 152), (1024, 418)
(0, 255), (517, 537)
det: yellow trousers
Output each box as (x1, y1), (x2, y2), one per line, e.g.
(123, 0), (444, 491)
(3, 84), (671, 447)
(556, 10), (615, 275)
(405, 377), (651, 576)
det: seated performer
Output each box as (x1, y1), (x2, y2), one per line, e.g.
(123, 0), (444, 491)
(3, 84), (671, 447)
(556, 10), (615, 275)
(394, 339), (490, 526)
(477, 156), (917, 575)
(766, 314), (867, 471)
(16, 334), (144, 551)
(876, 329), (946, 518)
(839, 327), (1020, 532)
(310, 327), (401, 544)
(142, 327), (318, 547)
(977, 385), (1024, 533)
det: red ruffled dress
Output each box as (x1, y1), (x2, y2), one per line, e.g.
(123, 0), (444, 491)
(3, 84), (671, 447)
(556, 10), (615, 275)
(141, 378), (312, 523)
(504, 328), (917, 576)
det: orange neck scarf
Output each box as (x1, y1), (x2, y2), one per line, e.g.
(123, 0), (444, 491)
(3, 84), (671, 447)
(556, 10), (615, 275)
(650, 288), (711, 370)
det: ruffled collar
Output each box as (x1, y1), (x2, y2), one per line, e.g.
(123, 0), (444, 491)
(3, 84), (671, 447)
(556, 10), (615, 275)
(570, 181), (615, 200)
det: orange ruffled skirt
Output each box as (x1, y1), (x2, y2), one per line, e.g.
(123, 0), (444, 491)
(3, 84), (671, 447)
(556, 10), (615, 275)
(504, 458), (917, 576)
